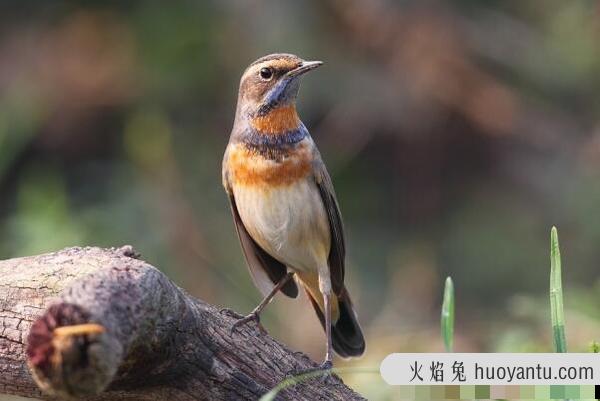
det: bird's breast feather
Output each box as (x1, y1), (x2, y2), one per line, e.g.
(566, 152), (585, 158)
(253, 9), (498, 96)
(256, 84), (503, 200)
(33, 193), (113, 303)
(227, 141), (313, 188)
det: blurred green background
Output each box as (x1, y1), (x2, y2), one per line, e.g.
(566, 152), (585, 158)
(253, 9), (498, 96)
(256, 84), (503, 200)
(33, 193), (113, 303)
(0, 1), (598, 398)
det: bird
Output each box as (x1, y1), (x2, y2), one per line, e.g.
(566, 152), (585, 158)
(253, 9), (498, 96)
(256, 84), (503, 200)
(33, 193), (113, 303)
(222, 53), (365, 369)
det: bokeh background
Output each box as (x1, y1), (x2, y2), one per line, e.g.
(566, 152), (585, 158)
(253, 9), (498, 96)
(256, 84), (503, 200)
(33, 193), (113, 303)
(1, 1), (599, 398)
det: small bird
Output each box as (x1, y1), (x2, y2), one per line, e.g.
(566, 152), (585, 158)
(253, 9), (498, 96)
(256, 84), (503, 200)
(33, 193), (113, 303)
(222, 53), (365, 368)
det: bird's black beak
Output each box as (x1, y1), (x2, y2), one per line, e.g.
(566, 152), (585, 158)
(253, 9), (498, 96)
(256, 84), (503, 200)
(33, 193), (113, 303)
(286, 60), (323, 78)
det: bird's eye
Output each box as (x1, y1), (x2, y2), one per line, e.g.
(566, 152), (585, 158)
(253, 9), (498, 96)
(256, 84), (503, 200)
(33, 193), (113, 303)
(259, 67), (274, 80)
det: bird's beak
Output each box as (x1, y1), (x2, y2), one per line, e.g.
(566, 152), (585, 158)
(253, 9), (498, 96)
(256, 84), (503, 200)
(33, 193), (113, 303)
(286, 60), (323, 78)
(261, 60), (323, 109)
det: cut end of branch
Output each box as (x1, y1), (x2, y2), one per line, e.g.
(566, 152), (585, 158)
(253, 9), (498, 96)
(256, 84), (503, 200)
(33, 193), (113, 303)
(26, 303), (120, 399)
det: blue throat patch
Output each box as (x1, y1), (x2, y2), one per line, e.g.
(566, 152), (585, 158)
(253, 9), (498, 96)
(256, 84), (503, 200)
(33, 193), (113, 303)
(240, 123), (309, 160)
(243, 123), (308, 148)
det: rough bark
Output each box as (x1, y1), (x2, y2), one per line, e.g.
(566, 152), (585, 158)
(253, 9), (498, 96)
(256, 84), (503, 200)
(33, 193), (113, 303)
(0, 246), (365, 401)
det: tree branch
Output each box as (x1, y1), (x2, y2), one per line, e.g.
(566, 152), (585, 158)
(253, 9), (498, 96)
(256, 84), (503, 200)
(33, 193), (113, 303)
(0, 246), (365, 401)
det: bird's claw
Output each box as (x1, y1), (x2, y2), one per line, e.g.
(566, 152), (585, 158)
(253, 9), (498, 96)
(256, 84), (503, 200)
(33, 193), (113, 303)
(285, 360), (333, 381)
(219, 308), (243, 319)
(319, 360), (333, 371)
(230, 311), (266, 335)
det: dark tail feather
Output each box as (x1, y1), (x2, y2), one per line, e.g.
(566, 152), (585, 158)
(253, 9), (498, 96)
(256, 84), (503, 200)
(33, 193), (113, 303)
(305, 287), (366, 358)
(332, 288), (366, 357)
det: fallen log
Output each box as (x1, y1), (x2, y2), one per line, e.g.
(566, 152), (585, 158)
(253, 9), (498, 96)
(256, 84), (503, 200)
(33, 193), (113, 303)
(0, 246), (365, 400)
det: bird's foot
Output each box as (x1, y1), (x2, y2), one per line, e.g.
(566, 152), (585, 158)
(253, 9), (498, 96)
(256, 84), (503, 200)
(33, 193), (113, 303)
(219, 308), (243, 319)
(230, 311), (267, 335)
(285, 360), (333, 383)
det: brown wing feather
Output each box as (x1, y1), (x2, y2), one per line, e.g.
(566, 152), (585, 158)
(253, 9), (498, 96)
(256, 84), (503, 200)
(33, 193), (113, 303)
(313, 158), (345, 295)
(226, 192), (298, 298)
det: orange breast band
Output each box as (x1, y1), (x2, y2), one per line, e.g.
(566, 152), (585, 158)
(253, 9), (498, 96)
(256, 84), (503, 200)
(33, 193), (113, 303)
(228, 142), (312, 187)
(250, 105), (301, 134)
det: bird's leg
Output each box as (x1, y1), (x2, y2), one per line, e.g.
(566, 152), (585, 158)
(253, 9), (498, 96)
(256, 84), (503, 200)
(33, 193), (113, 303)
(231, 272), (294, 334)
(285, 288), (334, 380)
(321, 290), (334, 370)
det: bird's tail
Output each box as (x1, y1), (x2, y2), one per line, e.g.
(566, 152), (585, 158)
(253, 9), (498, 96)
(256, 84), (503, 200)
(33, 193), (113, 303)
(302, 280), (365, 358)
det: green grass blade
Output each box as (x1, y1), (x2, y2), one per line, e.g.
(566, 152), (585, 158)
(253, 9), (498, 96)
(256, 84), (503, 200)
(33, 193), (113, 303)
(550, 226), (567, 353)
(441, 276), (455, 352)
(259, 367), (378, 401)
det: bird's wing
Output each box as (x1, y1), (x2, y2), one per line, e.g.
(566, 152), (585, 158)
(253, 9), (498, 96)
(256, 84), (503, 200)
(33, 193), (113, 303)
(313, 155), (345, 295)
(223, 170), (298, 298)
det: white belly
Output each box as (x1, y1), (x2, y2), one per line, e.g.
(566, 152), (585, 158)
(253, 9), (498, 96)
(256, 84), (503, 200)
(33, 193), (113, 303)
(233, 179), (330, 272)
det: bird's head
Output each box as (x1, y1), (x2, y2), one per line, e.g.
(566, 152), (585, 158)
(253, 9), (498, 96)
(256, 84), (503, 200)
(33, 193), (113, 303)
(235, 53), (322, 123)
